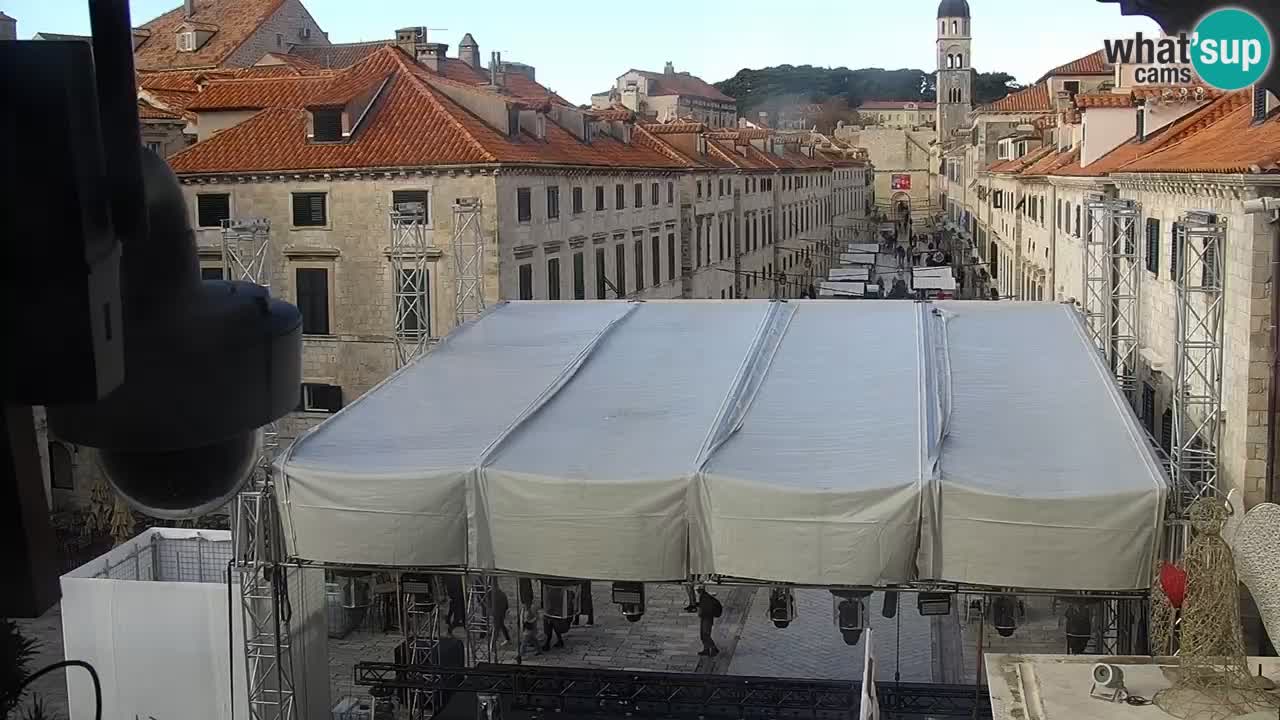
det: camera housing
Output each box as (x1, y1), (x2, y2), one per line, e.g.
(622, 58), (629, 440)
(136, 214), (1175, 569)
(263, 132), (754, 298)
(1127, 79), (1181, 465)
(46, 149), (302, 518)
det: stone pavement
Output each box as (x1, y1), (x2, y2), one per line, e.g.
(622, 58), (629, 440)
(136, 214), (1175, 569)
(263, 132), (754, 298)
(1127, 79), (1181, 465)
(957, 595), (1068, 683)
(12, 605), (71, 719)
(727, 589), (938, 683)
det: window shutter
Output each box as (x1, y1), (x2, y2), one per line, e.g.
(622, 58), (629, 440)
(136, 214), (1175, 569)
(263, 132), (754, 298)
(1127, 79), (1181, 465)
(1254, 86), (1268, 123)
(312, 109), (343, 141)
(1145, 218), (1160, 274)
(197, 193), (231, 228)
(292, 193), (326, 226)
(1170, 222), (1183, 280)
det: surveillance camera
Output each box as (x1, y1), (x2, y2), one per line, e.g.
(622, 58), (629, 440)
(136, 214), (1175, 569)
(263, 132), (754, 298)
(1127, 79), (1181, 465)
(47, 149), (301, 519)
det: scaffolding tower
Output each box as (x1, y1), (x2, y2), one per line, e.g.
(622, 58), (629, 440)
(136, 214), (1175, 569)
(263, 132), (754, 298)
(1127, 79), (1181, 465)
(389, 201), (433, 367)
(1083, 199), (1142, 399)
(463, 574), (500, 666)
(1170, 211), (1227, 518)
(222, 217), (296, 720)
(400, 574), (443, 719)
(452, 199), (487, 329)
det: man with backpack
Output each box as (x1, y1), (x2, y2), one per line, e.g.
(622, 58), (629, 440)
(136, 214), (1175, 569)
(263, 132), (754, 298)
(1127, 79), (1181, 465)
(696, 586), (722, 657)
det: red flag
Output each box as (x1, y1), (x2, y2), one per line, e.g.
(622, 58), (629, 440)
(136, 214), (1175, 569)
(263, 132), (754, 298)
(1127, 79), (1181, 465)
(1160, 562), (1187, 609)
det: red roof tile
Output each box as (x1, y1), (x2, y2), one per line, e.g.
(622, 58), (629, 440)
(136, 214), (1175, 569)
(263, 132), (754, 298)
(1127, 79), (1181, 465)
(591, 106), (635, 121)
(168, 47), (693, 175)
(1019, 146), (1079, 176)
(979, 83), (1052, 113)
(288, 41), (386, 69)
(630, 69), (734, 102)
(987, 143), (1053, 173)
(1036, 50), (1111, 83)
(642, 122), (706, 134)
(1117, 91), (1279, 173)
(1076, 92), (1133, 109)
(1131, 85), (1224, 103)
(138, 99), (184, 120)
(133, 0), (286, 71)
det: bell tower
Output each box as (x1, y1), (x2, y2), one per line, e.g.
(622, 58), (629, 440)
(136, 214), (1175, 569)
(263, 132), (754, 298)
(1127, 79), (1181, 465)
(936, 0), (973, 144)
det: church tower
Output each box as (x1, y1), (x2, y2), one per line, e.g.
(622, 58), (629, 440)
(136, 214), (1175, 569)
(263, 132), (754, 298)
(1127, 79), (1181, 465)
(936, 0), (973, 144)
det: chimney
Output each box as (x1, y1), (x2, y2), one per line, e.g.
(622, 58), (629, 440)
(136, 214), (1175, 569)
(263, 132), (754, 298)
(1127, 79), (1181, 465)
(489, 51), (505, 89)
(459, 33), (480, 69)
(417, 42), (448, 72)
(664, 61), (675, 75)
(184, 0), (195, 17)
(395, 27), (418, 57)
(0, 12), (15, 41)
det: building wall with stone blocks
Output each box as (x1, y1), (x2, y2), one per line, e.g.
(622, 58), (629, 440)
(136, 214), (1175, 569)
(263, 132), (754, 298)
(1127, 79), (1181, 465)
(225, 0), (329, 68)
(851, 129), (935, 223)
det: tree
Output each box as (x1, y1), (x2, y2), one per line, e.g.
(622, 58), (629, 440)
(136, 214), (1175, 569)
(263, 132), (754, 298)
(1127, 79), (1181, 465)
(813, 98), (862, 134)
(974, 71), (1022, 104)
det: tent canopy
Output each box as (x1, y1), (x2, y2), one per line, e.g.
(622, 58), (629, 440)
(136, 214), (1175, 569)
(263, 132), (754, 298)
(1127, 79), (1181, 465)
(276, 300), (1167, 592)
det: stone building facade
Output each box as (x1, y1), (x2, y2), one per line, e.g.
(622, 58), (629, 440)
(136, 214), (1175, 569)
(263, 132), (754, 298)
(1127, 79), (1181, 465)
(592, 64), (737, 128)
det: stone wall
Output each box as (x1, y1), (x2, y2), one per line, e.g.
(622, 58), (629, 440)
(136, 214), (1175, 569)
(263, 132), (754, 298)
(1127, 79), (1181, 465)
(225, 0), (329, 67)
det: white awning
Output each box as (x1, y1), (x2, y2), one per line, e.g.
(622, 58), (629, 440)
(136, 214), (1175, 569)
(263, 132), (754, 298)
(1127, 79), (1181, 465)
(276, 301), (1167, 592)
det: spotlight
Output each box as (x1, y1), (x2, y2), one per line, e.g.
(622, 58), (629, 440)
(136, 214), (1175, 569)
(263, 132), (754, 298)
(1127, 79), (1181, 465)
(882, 591), (898, 619)
(831, 590), (871, 646)
(611, 581), (645, 622)
(991, 595), (1018, 637)
(399, 573), (436, 610)
(768, 587), (796, 629)
(477, 692), (503, 720)
(917, 592), (952, 616)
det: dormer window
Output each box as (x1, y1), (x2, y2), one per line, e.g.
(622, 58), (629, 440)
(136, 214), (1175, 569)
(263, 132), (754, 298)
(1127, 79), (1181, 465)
(177, 31), (197, 52)
(312, 109), (343, 142)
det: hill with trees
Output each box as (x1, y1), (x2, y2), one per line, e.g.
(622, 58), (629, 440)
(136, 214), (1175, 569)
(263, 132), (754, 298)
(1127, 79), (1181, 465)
(713, 65), (1021, 119)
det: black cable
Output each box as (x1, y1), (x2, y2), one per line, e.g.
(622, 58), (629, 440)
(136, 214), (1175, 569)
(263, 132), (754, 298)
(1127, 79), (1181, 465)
(10, 660), (102, 720)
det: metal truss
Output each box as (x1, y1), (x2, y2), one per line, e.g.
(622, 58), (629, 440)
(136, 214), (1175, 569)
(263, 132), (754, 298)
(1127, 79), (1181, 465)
(1171, 211), (1226, 516)
(1092, 598), (1147, 655)
(401, 574), (443, 719)
(352, 662), (991, 719)
(463, 574), (500, 666)
(223, 217), (295, 720)
(452, 199), (487, 329)
(235, 488), (296, 720)
(1082, 199), (1142, 398)
(390, 201), (432, 367)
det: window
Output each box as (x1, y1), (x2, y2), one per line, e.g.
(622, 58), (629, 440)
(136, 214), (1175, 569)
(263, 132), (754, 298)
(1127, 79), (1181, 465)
(146, 141), (162, 155)
(1202, 231), (1219, 288)
(1056, 199), (1062, 229)
(1161, 407), (1173, 454)
(1063, 80), (1080, 96)
(615, 184), (625, 209)
(667, 182), (674, 204)
(667, 233), (676, 281)
(312, 109), (343, 142)
(275, 32), (284, 48)
(300, 383), (343, 413)
(572, 187), (583, 214)
(201, 266), (224, 281)
(517, 187), (532, 222)
(546, 186), (560, 220)
(573, 252), (585, 300)
(719, 221), (725, 259)
(695, 221), (703, 267)
(595, 248), (607, 299)
(651, 182), (659, 206)
(197, 193), (231, 228)
(49, 442), (73, 490)
(1142, 382), (1156, 434)
(634, 241), (645, 291)
(391, 190), (429, 224)
(651, 236), (661, 286)
(291, 192), (327, 227)
(697, 180), (703, 198)
(1170, 222), (1183, 280)
(518, 263), (533, 300)
(634, 183), (644, 208)
(397, 268), (430, 337)
(615, 243), (627, 297)
(547, 258), (561, 300)
(1074, 206), (1081, 236)
(595, 185), (605, 211)
(1145, 218), (1160, 274)
(295, 267), (330, 335)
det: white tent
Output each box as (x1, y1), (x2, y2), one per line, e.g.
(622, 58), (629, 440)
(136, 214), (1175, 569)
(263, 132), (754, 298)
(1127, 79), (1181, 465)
(276, 300), (1167, 592)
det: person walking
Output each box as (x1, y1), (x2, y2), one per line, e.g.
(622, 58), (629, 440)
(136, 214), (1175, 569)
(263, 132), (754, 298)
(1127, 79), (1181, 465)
(684, 584), (698, 614)
(491, 584), (511, 646)
(444, 575), (466, 633)
(573, 581), (595, 626)
(696, 587), (722, 657)
(541, 610), (567, 651)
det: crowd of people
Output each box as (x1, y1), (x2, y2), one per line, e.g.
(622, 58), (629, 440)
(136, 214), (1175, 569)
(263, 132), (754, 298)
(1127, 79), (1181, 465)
(434, 578), (725, 659)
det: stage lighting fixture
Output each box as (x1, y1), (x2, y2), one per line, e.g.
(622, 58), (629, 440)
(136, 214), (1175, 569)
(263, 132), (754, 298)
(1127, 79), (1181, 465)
(768, 586), (796, 629)
(612, 581), (646, 622)
(831, 590), (871, 646)
(400, 573), (437, 608)
(1065, 601), (1093, 654)
(477, 692), (503, 720)
(882, 591), (898, 619)
(917, 592), (952, 616)
(991, 595), (1018, 637)
(541, 579), (580, 622)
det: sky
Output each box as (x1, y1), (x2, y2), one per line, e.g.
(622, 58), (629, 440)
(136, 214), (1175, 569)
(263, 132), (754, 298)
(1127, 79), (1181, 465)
(5, 0), (1160, 105)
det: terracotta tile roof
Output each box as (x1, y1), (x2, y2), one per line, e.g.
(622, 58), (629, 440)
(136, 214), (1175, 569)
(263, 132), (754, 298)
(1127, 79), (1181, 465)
(133, 0), (286, 71)
(436, 57), (568, 105)
(642, 122), (706, 134)
(1076, 92), (1133, 109)
(591, 106), (635, 121)
(987, 143), (1053, 173)
(138, 68), (238, 92)
(857, 100), (938, 110)
(1019, 146), (1079, 176)
(1036, 50), (1111, 83)
(255, 52), (321, 70)
(630, 69), (734, 103)
(1117, 91), (1280, 173)
(978, 82), (1052, 113)
(289, 41), (385, 69)
(168, 47), (693, 175)
(186, 74), (336, 111)
(138, 99), (184, 121)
